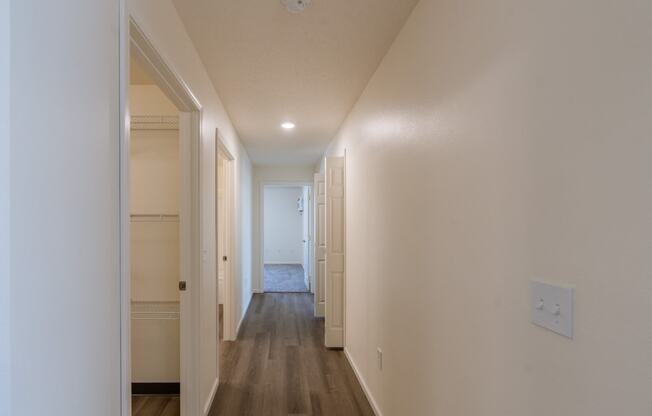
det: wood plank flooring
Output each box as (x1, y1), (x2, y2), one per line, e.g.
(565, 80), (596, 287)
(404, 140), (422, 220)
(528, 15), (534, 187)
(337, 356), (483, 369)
(208, 293), (374, 416)
(132, 395), (180, 416)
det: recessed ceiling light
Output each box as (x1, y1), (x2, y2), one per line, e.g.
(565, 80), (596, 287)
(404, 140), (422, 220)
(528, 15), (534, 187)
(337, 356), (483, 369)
(281, 122), (296, 129)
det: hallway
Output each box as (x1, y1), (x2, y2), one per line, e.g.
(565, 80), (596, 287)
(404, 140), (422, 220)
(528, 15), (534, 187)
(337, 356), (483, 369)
(209, 293), (373, 416)
(264, 264), (308, 292)
(5, 1), (652, 415)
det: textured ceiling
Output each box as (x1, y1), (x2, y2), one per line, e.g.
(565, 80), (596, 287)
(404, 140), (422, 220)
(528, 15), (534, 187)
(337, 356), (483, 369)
(172, 0), (419, 166)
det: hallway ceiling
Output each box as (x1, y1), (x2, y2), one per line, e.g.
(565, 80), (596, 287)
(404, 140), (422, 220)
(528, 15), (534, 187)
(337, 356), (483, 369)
(172, 0), (419, 166)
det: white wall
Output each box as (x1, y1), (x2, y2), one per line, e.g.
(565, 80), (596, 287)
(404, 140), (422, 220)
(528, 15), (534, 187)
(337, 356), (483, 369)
(252, 165), (315, 291)
(128, 86), (179, 230)
(130, 84), (178, 116)
(7, 1), (252, 414)
(263, 187), (303, 264)
(130, 130), (180, 218)
(236, 156), (252, 331)
(326, 0), (652, 415)
(10, 1), (120, 415)
(129, 2), (253, 411)
(0, 0), (10, 413)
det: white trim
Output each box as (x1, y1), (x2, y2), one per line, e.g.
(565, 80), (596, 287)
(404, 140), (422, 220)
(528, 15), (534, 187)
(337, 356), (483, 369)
(258, 180), (312, 292)
(118, 1), (130, 414)
(202, 378), (220, 416)
(179, 111), (202, 416)
(264, 261), (303, 265)
(128, 23), (201, 112)
(121, 16), (203, 416)
(343, 348), (382, 416)
(0, 0), (9, 412)
(216, 130), (237, 342)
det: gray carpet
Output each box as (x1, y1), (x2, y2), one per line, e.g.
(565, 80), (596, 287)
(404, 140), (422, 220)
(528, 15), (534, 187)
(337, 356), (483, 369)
(264, 264), (308, 292)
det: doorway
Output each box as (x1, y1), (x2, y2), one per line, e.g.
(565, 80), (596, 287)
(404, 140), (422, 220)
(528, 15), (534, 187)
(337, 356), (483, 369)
(262, 184), (313, 293)
(121, 19), (203, 416)
(129, 49), (182, 415)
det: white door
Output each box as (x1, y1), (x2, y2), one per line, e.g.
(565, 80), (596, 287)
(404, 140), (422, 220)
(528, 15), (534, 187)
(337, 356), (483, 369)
(216, 142), (235, 342)
(217, 154), (226, 305)
(314, 173), (326, 317)
(325, 156), (345, 348)
(302, 187), (311, 290)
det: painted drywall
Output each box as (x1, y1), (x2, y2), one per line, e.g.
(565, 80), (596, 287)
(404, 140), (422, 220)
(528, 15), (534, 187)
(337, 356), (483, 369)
(130, 84), (177, 116)
(264, 187), (304, 264)
(129, 2), (253, 411)
(9, 1), (120, 415)
(172, 0), (419, 166)
(130, 129), (179, 215)
(129, 85), (179, 215)
(131, 317), (180, 382)
(130, 128), (180, 301)
(252, 165), (315, 291)
(237, 159), (253, 322)
(325, 0), (652, 415)
(0, 0), (10, 413)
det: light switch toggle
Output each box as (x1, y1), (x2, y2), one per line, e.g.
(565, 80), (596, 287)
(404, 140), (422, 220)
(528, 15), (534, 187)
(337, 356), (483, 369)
(552, 304), (561, 316)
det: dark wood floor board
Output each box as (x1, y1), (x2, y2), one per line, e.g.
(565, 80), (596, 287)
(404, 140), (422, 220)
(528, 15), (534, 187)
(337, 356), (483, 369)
(132, 396), (148, 414)
(208, 293), (374, 416)
(132, 396), (179, 416)
(263, 356), (288, 415)
(159, 397), (181, 416)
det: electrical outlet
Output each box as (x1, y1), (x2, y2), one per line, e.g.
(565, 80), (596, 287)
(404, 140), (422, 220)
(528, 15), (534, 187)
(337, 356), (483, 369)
(377, 348), (383, 371)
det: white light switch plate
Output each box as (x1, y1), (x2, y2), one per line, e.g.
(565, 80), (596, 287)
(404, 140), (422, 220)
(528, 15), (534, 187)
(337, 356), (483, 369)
(531, 281), (574, 338)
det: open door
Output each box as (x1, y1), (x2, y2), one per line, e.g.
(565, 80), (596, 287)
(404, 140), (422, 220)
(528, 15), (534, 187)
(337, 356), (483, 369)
(216, 134), (236, 342)
(324, 156), (345, 348)
(314, 173), (326, 317)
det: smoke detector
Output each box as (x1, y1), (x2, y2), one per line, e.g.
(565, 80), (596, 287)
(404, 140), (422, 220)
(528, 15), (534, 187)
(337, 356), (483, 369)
(281, 0), (312, 14)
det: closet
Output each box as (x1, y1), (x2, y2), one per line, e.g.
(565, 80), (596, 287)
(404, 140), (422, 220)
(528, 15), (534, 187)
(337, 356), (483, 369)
(130, 84), (181, 396)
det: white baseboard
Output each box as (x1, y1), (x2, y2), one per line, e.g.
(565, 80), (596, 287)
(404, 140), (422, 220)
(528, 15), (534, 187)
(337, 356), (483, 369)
(234, 290), (254, 338)
(202, 377), (219, 415)
(263, 261), (302, 265)
(344, 348), (383, 416)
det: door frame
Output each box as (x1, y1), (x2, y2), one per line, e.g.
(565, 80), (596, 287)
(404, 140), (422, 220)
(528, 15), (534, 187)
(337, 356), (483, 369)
(258, 181), (313, 293)
(215, 130), (237, 341)
(120, 16), (203, 416)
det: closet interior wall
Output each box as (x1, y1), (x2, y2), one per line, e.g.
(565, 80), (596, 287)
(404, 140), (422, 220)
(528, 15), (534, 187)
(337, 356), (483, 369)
(130, 84), (181, 384)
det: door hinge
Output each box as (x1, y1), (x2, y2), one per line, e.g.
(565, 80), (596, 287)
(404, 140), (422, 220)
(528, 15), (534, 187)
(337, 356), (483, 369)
(223, 256), (228, 262)
(179, 281), (187, 291)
